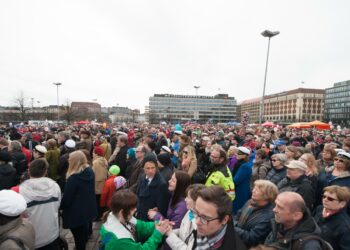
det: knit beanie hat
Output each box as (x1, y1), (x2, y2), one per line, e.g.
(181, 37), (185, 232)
(109, 165), (120, 176)
(157, 153), (171, 166)
(127, 148), (136, 160)
(142, 153), (158, 167)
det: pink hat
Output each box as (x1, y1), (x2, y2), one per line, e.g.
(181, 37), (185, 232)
(114, 176), (127, 190)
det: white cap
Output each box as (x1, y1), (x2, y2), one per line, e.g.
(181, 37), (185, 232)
(238, 146), (250, 155)
(65, 139), (76, 148)
(338, 151), (350, 160)
(35, 145), (47, 154)
(161, 146), (171, 153)
(117, 131), (128, 137)
(0, 190), (27, 216)
(174, 130), (183, 135)
(286, 160), (308, 172)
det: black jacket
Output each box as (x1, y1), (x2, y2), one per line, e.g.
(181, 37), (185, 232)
(60, 167), (97, 228)
(278, 175), (315, 210)
(234, 202), (274, 247)
(219, 219), (247, 250)
(110, 145), (128, 177)
(136, 172), (170, 221)
(10, 151), (27, 184)
(265, 211), (322, 250)
(0, 163), (16, 190)
(314, 206), (350, 250)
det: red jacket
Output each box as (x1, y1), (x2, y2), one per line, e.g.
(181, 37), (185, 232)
(21, 146), (32, 168)
(100, 175), (116, 208)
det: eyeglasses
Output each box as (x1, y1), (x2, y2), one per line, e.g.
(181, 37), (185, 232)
(192, 209), (220, 225)
(334, 158), (345, 163)
(322, 195), (339, 202)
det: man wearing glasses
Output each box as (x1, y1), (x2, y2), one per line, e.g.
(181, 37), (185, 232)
(205, 148), (235, 200)
(192, 186), (246, 250)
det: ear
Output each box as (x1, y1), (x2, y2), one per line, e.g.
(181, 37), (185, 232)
(339, 201), (347, 209)
(293, 211), (303, 221)
(221, 215), (230, 225)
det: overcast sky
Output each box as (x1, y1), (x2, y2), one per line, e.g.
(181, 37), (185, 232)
(1, 0), (349, 112)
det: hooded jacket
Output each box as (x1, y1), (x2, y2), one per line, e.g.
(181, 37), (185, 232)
(0, 162), (16, 190)
(265, 211), (322, 250)
(60, 167), (97, 228)
(0, 218), (35, 250)
(19, 177), (61, 248)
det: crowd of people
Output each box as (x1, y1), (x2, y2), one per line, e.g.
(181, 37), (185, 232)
(0, 122), (350, 250)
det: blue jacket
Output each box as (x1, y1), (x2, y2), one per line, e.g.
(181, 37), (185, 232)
(232, 160), (253, 214)
(60, 167), (97, 228)
(136, 172), (170, 221)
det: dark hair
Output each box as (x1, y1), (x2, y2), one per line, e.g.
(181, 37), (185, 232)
(197, 185), (232, 221)
(109, 189), (138, 222)
(256, 149), (267, 159)
(0, 214), (19, 226)
(29, 158), (48, 178)
(171, 171), (191, 208)
(186, 184), (206, 201)
(142, 153), (158, 168)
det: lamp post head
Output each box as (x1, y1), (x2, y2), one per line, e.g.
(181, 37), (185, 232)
(53, 82), (62, 86)
(261, 30), (280, 38)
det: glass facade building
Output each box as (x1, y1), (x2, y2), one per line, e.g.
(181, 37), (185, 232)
(325, 80), (350, 126)
(149, 94), (237, 124)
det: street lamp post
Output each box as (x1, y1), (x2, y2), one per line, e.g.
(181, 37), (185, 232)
(194, 86), (200, 121)
(259, 30), (280, 125)
(53, 83), (62, 122)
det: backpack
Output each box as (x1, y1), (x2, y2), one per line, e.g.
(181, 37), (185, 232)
(0, 235), (26, 250)
(292, 235), (333, 250)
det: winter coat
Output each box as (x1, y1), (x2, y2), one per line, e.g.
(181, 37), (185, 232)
(159, 165), (174, 183)
(266, 166), (287, 185)
(153, 198), (187, 229)
(110, 145), (128, 177)
(100, 175), (117, 208)
(11, 150), (27, 184)
(45, 147), (60, 181)
(136, 172), (170, 221)
(166, 210), (196, 250)
(277, 175), (315, 210)
(251, 159), (271, 188)
(192, 218), (247, 250)
(234, 201), (274, 247)
(57, 147), (75, 183)
(60, 167), (97, 228)
(265, 211), (322, 250)
(92, 156), (108, 194)
(19, 177), (61, 248)
(100, 214), (163, 250)
(205, 163), (235, 200)
(0, 162), (16, 190)
(0, 218), (35, 250)
(232, 160), (253, 214)
(314, 206), (350, 250)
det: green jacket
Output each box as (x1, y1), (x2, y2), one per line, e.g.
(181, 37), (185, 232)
(205, 164), (235, 200)
(45, 147), (60, 181)
(100, 213), (163, 250)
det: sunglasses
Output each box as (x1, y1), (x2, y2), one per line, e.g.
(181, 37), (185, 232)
(334, 158), (344, 163)
(322, 195), (339, 202)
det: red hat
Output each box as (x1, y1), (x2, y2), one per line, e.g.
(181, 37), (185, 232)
(94, 146), (104, 156)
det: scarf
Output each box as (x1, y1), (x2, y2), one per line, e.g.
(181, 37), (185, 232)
(196, 224), (227, 250)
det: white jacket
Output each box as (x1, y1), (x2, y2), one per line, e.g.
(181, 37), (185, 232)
(19, 177), (61, 248)
(166, 210), (196, 250)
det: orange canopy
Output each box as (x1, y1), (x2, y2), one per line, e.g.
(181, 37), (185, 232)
(287, 122), (311, 129)
(307, 120), (331, 130)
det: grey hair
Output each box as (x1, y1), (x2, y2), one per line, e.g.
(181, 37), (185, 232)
(273, 153), (288, 164)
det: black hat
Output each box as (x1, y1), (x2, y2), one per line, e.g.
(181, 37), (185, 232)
(157, 153), (171, 166)
(142, 153), (158, 166)
(0, 151), (11, 163)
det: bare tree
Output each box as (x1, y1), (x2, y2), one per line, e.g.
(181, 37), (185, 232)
(13, 91), (29, 121)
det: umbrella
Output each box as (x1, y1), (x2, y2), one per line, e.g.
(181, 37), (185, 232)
(287, 122), (311, 129)
(262, 121), (274, 127)
(307, 120), (330, 130)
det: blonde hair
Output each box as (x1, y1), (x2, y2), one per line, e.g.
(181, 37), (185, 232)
(227, 146), (238, 157)
(324, 185), (350, 203)
(66, 150), (89, 179)
(301, 153), (318, 176)
(184, 145), (197, 160)
(253, 180), (279, 203)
